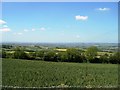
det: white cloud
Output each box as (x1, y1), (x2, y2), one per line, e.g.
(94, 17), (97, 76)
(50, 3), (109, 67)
(31, 29), (35, 31)
(0, 20), (6, 24)
(0, 20), (11, 32)
(0, 28), (11, 32)
(18, 33), (23, 35)
(97, 8), (110, 11)
(3, 25), (8, 28)
(75, 15), (88, 21)
(13, 32), (23, 35)
(24, 29), (29, 32)
(40, 27), (46, 31)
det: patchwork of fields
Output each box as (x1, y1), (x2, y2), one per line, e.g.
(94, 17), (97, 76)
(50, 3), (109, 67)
(2, 59), (118, 88)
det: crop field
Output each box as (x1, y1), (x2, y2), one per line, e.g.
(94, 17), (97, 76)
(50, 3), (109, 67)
(97, 52), (113, 56)
(55, 49), (67, 52)
(2, 59), (118, 88)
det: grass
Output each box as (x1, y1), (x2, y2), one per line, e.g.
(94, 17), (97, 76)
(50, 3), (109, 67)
(2, 58), (118, 88)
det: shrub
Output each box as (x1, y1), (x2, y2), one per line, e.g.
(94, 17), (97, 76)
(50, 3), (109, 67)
(2, 49), (6, 58)
(109, 52), (120, 64)
(44, 51), (56, 61)
(13, 47), (28, 59)
(99, 54), (109, 63)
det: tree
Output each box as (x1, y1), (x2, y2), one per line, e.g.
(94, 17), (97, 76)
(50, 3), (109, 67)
(2, 49), (6, 58)
(13, 47), (28, 59)
(66, 48), (84, 63)
(27, 52), (36, 60)
(44, 51), (56, 61)
(0, 50), (2, 58)
(85, 46), (98, 63)
(60, 52), (68, 62)
(89, 58), (100, 63)
(35, 51), (44, 60)
(109, 52), (120, 64)
(53, 52), (62, 62)
(2, 45), (13, 49)
(99, 54), (109, 63)
(6, 52), (14, 59)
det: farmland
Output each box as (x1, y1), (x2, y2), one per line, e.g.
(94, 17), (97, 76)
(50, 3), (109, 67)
(2, 58), (118, 88)
(1, 43), (119, 64)
(1, 1), (118, 89)
(1, 43), (119, 88)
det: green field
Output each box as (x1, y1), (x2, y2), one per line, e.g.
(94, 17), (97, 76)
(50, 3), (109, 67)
(2, 59), (118, 88)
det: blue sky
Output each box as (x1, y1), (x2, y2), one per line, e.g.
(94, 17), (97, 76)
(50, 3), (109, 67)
(1, 2), (118, 43)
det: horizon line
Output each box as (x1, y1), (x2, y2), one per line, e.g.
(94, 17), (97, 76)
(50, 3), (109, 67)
(1, 41), (118, 44)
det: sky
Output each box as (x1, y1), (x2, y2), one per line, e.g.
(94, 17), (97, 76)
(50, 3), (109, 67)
(2, 0), (120, 2)
(1, 2), (118, 43)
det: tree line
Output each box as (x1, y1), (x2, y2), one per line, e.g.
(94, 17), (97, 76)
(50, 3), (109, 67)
(1, 46), (120, 64)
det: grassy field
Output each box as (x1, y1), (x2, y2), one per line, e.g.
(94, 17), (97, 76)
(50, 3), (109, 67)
(2, 59), (118, 88)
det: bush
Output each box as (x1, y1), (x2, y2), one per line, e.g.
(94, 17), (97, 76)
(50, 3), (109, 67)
(59, 52), (68, 62)
(44, 51), (56, 61)
(85, 46), (98, 63)
(2, 49), (6, 58)
(89, 58), (102, 63)
(27, 52), (36, 60)
(13, 47), (28, 59)
(66, 48), (84, 63)
(6, 53), (14, 59)
(35, 51), (44, 60)
(99, 54), (109, 63)
(109, 52), (119, 64)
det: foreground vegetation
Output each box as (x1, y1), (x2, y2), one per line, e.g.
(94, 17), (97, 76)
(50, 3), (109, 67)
(2, 59), (118, 88)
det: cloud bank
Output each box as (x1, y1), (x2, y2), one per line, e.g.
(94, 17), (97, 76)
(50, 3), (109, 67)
(0, 20), (6, 24)
(0, 28), (11, 32)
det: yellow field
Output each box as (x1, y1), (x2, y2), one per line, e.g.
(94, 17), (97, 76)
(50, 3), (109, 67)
(97, 52), (113, 56)
(55, 49), (67, 52)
